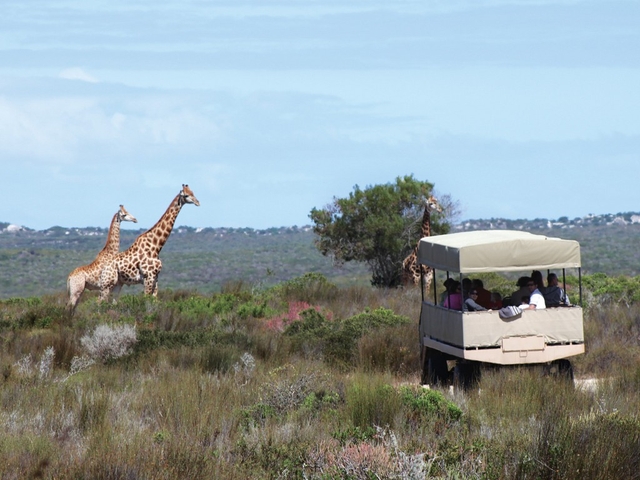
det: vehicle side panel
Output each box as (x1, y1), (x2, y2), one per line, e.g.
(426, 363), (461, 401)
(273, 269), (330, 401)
(420, 303), (584, 365)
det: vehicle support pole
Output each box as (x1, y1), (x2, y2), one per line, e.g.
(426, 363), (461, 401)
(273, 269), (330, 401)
(578, 268), (583, 306)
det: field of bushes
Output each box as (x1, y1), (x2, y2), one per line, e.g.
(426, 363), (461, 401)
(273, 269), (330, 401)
(2, 222), (640, 299)
(2, 272), (640, 478)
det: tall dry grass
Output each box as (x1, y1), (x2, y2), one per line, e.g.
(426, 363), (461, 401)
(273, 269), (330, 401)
(1, 275), (639, 478)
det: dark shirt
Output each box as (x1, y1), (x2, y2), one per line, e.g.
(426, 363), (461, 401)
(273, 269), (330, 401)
(475, 287), (492, 309)
(543, 285), (570, 306)
(464, 297), (487, 311)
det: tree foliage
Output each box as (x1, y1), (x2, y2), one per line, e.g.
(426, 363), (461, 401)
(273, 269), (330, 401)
(309, 175), (452, 287)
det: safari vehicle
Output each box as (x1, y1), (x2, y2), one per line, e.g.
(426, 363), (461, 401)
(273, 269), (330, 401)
(418, 230), (584, 387)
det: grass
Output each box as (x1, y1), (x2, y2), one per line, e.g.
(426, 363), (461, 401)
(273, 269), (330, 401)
(1, 275), (640, 478)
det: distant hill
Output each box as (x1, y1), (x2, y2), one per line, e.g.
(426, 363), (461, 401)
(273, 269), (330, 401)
(1, 212), (639, 299)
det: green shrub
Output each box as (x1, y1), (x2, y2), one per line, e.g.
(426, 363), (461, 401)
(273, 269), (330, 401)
(400, 386), (462, 421)
(134, 329), (248, 354)
(582, 273), (640, 305)
(208, 293), (244, 315)
(236, 300), (271, 319)
(531, 411), (640, 479)
(357, 323), (419, 374)
(326, 308), (410, 366)
(14, 303), (65, 329)
(200, 344), (240, 374)
(331, 425), (377, 446)
(283, 308), (329, 337)
(345, 376), (400, 429)
(272, 273), (338, 303)
(79, 389), (110, 433)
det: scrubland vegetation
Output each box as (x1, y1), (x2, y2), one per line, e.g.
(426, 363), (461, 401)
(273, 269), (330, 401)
(1, 273), (640, 479)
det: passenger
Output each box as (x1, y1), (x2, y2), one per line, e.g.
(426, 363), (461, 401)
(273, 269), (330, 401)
(443, 280), (463, 310)
(531, 270), (545, 292)
(543, 273), (571, 307)
(489, 291), (503, 309)
(439, 278), (455, 305)
(464, 289), (487, 311)
(500, 294), (514, 306)
(524, 279), (546, 309)
(510, 277), (531, 307)
(472, 279), (492, 309)
(461, 278), (473, 300)
(520, 295), (530, 306)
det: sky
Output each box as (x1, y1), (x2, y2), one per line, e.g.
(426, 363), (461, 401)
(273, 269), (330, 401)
(1, 0), (639, 231)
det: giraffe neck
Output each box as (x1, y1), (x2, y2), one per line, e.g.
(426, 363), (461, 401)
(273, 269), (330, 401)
(102, 212), (122, 255)
(419, 207), (432, 238)
(410, 205), (432, 259)
(413, 205), (433, 286)
(138, 194), (184, 256)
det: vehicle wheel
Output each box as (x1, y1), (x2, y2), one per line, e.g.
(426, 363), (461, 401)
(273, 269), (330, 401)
(425, 349), (449, 387)
(453, 361), (480, 391)
(420, 346), (429, 385)
(549, 359), (574, 385)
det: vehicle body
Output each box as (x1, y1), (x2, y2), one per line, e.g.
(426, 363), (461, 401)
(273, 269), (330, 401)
(418, 230), (584, 386)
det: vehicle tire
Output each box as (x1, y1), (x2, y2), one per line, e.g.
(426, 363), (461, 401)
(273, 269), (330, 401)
(420, 346), (429, 385)
(425, 349), (449, 387)
(453, 361), (480, 391)
(552, 359), (574, 385)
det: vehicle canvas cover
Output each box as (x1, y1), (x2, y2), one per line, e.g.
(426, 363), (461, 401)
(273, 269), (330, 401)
(418, 230), (581, 273)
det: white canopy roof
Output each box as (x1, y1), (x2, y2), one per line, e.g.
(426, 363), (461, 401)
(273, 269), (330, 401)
(418, 230), (581, 273)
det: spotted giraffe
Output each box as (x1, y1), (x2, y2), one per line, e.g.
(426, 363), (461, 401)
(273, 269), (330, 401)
(402, 195), (442, 290)
(99, 184), (200, 302)
(66, 205), (137, 314)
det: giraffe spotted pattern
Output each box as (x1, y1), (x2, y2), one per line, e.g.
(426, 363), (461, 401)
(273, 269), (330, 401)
(402, 195), (442, 291)
(99, 184), (200, 302)
(66, 205), (137, 314)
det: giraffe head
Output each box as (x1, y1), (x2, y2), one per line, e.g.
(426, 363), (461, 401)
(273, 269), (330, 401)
(117, 205), (138, 224)
(426, 195), (443, 214)
(179, 184), (201, 207)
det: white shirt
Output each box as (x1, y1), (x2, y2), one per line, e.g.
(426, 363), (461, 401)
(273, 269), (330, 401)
(529, 288), (546, 309)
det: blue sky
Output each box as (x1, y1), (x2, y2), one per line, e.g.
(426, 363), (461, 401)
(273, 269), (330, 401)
(1, 0), (639, 230)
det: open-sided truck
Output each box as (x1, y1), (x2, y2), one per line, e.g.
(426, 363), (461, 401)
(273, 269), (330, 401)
(418, 230), (585, 387)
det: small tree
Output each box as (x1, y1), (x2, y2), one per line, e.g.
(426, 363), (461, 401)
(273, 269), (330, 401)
(309, 175), (453, 287)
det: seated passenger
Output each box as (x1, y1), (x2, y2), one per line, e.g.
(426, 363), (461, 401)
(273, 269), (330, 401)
(464, 289), (487, 311)
(439, 278), (455, 305)
(543, 273), (571, 307)
(523, 280), (546, 309)
(531, 270), (546, 293)
(501, 295), (514, 307)
(489, 291), (503, 309)
(511, 277), (531, 307)
(472, 279), (492, 309)
(461, 277), (473, 300)
(443, 281), (463, 310)
(520, 295), (530, 307)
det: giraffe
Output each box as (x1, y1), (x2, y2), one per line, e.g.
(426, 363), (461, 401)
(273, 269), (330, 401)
(66, 205), (138, 314)
(402, 195), (442, 290)
(99, 184), (200, 302)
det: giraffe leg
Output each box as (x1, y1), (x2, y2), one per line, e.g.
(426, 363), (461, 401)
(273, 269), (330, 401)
(66, 271), (85, 315)
(110, 282), (123, 304)
(98, 267), (118, 303)
(144, 259), (162, 296)
(144, 274), (158, 296)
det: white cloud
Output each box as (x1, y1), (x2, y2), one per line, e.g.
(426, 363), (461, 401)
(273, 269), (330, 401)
(58, 67), (99, 83)
(0, 85), (225, 163)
